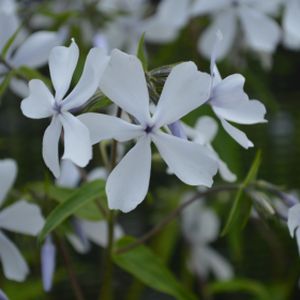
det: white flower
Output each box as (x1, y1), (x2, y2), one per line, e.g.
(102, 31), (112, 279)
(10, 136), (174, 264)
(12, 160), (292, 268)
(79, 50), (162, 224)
(182, 195), (233, 280)
(0, 11), (64, 97)
(282, 0), (300, 50)
(79, 49), (218, 213)
(98, 0), (190, 53)
(183, 116), (237, 182)
(20, 40), (110, 178)
(191, 0), (281, 60)
(0, 159), (44, 282)
(209, 37), (267, 148)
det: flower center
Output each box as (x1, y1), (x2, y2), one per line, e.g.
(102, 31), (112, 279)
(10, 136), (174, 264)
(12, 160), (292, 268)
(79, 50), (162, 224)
(53, 102), (62, 114)
(144, 124), (153, 134)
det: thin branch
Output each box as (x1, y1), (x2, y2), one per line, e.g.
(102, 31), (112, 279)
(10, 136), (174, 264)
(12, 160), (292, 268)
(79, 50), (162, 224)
(115, 184), (242, 254)
(55, 235), (86, 300)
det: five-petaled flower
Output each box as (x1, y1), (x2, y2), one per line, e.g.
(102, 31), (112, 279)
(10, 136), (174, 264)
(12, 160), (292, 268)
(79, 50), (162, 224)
(79, 49), (218, 212)
(20, 40), (109, 177)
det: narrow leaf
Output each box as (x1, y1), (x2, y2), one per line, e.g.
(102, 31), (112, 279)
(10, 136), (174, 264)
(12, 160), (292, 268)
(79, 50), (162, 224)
(221, 150), (262, 235)
(38, 180), (105, 243)
(0, 71), (13, 102)
(207, 278), (271, 300)
(136, 33), (148, 71)
(1, 25), (22, 58)
(113, 236), (197, 300)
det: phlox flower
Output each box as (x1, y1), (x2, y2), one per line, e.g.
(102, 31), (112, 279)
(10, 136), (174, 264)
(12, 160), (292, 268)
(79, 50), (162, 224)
(208, 35), (267, 148)
(182, 194), (233, 280)
(79, 49), (218, 213)
(191, 0), (281, 61)
(0, 10), (64, 97)
(0, 159), (44, 282)
(20, 40), (109, 178)
(183, 116), (236, 182)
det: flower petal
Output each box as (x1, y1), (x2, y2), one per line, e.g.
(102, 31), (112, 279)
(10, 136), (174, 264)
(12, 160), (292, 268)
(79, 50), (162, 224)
(99, 49), (151, 125)
(60, 112), (92, 168)
(220, 118), (253, 149)
(41, 236), (56, 292)
(152, 62), (211, 128)
(0, 231), (29, 282)
(191, 0), (229, 16)
(63, 48), (110, 110)
(106, 136), (151, 212)
(56, 159), (81, 188)
(0, 289), (8, 300)
(0, 159), (17, 207)
(238, 6), (281, 53)
(152, 131), (218, 187)
(20, 80), (55, 119)
(283, 0), (300, 42)
(199, 10), (237, 60)
(0, 200), (44, 235)
(49, 40), (79, 100)
(81, 220), (123, 247)
(12, 31), (62, 69)
(78, 113), (143, 144)
(194, 116), (218, 144)
(211, 74), (267, 124)
(288, 203), (300, 238)
(42, 116), (62, 178)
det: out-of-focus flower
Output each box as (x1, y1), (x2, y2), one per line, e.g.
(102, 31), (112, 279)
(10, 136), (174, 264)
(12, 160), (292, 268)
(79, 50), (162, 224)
(0, 159), (44, 282)
(20, 40), (109, 177)
(0, 289), (8, 300)
(191, 0), (281, 61)
(98, 0), (190, 53)
(79, 49), (218, 212)
(282, 0), (300, 50)
(41, 159), (122, 291)
(209, 34), (267, 148)
(182, 194), (233, 280)
(0, 10), (64, 97)
(183, 116), (236, 182)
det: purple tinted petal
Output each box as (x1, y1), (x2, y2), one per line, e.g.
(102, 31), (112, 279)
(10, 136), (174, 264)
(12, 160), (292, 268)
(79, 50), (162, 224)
(41, 235), (56, 292)
(0, 289), (8, 300)
(168, 121), (187, 139)
(72, 218), (91, 252)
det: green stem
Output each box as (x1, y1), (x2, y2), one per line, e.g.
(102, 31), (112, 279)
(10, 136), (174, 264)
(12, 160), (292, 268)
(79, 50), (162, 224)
(99, 210), (115, 300)
(99, 107), (122, 300)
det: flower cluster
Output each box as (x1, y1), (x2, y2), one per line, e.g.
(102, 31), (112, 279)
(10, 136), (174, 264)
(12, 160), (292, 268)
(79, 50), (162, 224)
(20, 40), (267, 213)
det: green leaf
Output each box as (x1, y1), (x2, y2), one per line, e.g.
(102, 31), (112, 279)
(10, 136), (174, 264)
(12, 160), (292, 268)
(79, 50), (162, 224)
(113, 236), (197, 300)
(46, 184), (105, 221)
(207, 278), (271, 300)
(0, 71), (13, 101)
(38, 179), (105, 243)
(17, 66), (51, 87)
(136, 33), (148, 71)
(1, 25), (22, 58)
(221, 150), (262, 235)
